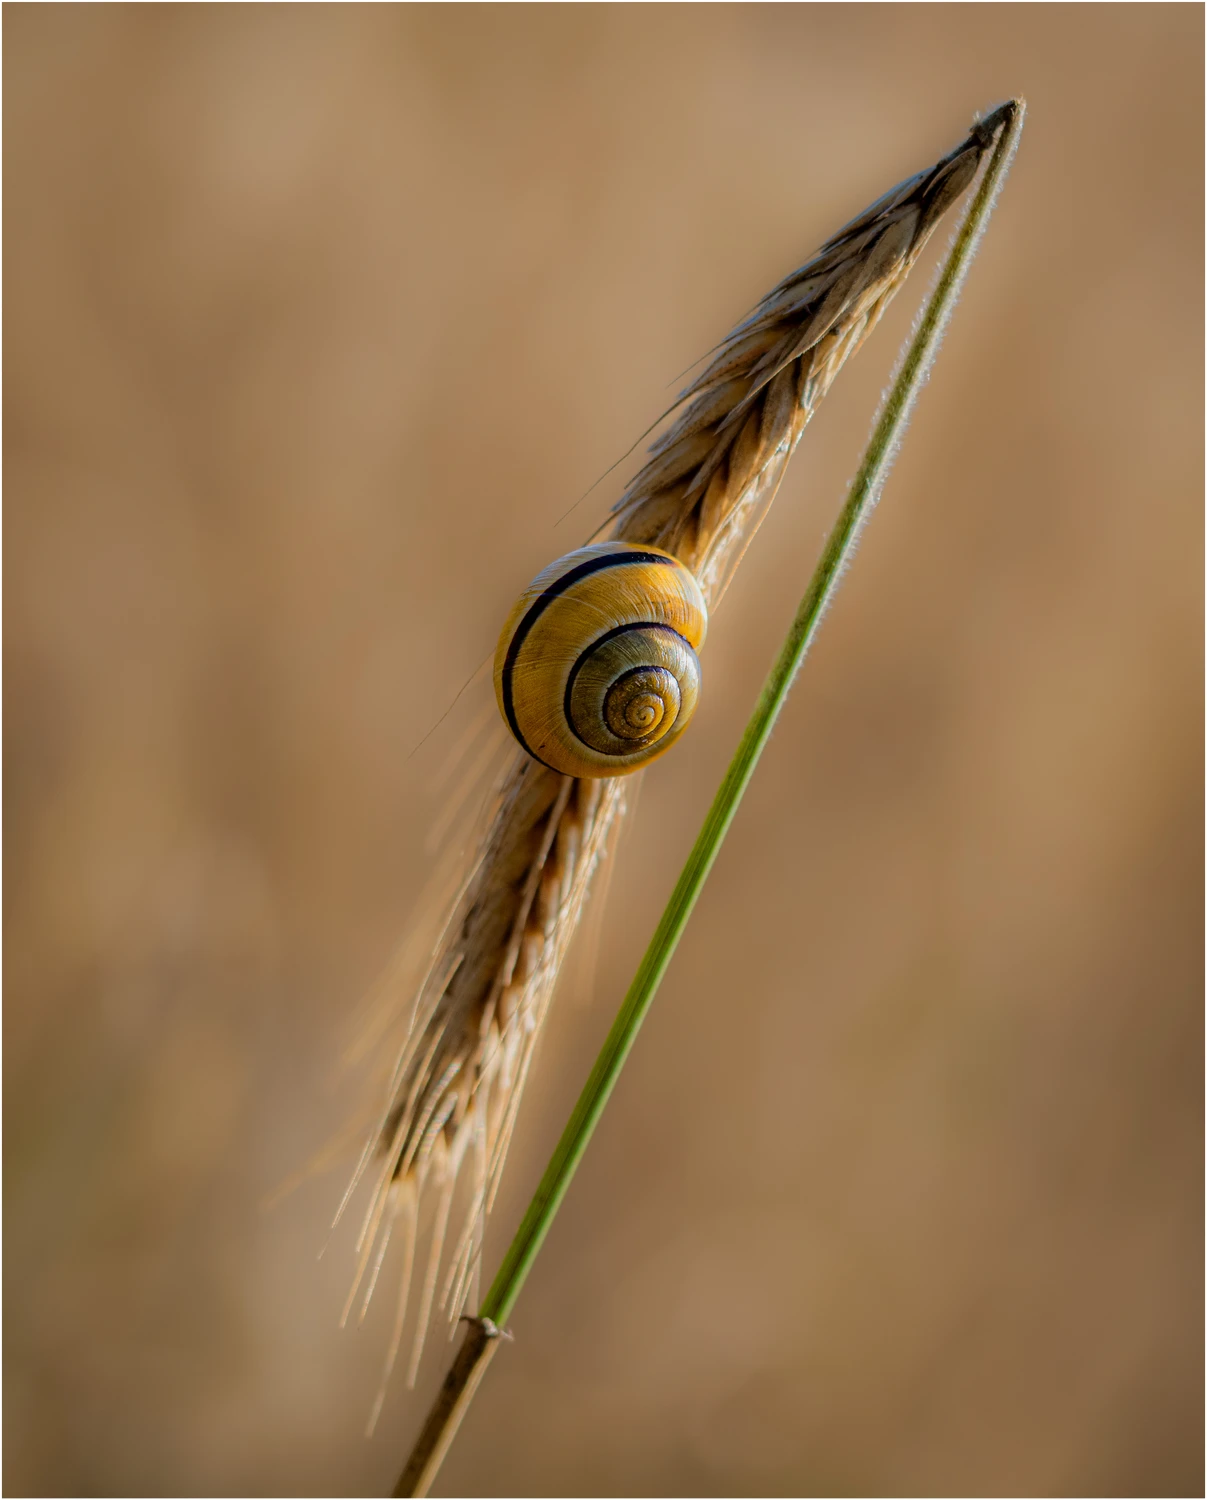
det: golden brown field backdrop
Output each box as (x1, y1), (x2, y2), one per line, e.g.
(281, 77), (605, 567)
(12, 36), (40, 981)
(4, 6), (1202, 1497)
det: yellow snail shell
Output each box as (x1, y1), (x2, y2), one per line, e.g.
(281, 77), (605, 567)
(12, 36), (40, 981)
(493, 541), (708, 778)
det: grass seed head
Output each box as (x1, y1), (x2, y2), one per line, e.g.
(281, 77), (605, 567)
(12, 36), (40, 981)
(344, 110), (1005, 1418)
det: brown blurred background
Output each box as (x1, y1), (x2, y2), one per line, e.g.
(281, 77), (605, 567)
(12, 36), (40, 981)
(4, 5), (1202, 1497)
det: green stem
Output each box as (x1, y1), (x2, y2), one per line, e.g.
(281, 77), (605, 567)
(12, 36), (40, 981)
(394, 97), (1024, 1498)
(480, 95), (1023, 1330)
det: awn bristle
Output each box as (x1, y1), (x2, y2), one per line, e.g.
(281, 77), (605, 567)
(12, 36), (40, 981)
(343, 114), (1000, 1422)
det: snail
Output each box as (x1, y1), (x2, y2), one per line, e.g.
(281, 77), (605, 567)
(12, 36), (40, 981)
(493, 541), (708, 778)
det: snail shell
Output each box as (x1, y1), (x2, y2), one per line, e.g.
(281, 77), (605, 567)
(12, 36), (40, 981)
(494, 541), (708, 778)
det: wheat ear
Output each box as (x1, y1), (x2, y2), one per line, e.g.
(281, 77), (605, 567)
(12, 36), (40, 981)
(344, 107), (1008, 1423)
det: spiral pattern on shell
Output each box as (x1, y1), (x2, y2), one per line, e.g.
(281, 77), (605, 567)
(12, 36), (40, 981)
(493, 541), (708, 778)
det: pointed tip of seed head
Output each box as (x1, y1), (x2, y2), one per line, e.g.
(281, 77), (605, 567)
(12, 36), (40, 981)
(973, 98), (1025, 146)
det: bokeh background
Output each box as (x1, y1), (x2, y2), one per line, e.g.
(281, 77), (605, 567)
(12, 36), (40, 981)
(5, 5), (1202, 1497)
